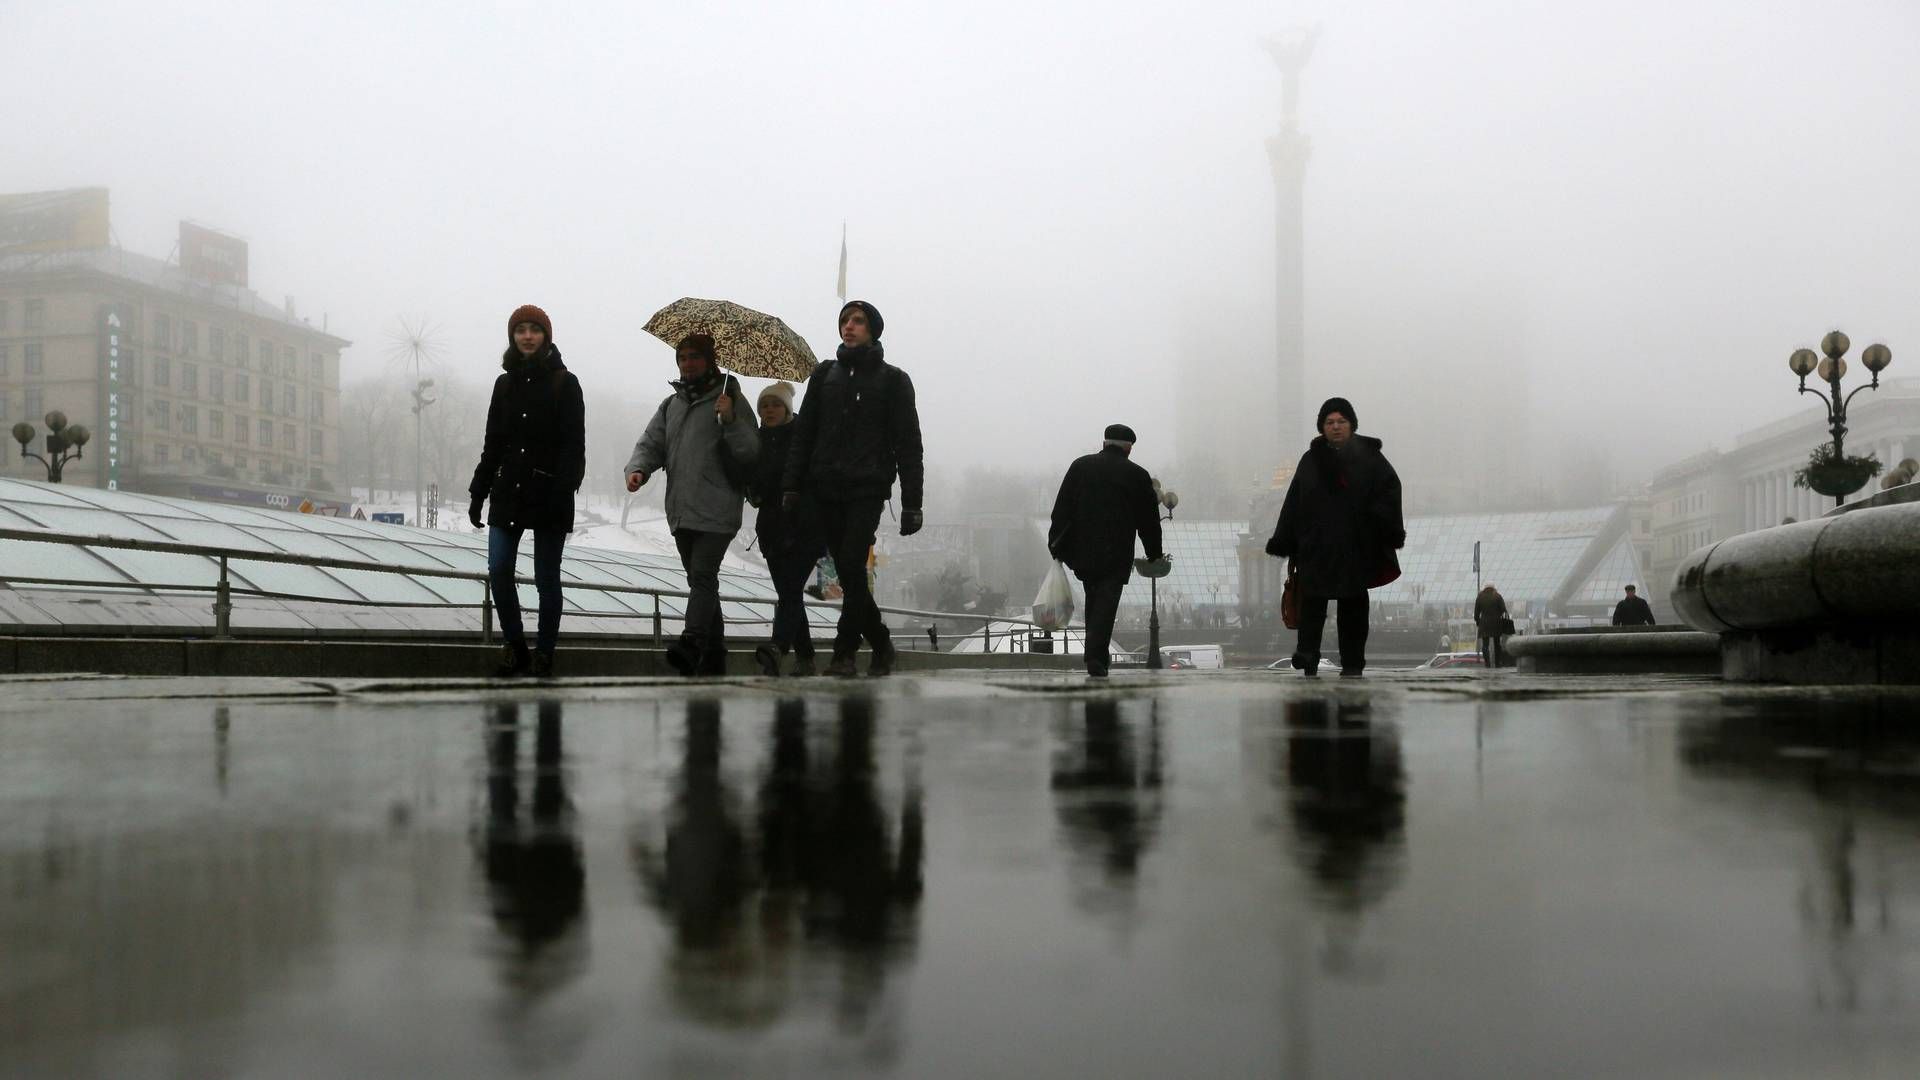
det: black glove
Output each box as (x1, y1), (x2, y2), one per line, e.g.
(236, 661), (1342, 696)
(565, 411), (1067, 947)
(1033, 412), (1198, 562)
(900, 508), (923, 536)
(1389, 528), (1407, 550)
(1264, 536), (1284, 558)
(782, 492), (799, 511)
(469, 503), (484, 529)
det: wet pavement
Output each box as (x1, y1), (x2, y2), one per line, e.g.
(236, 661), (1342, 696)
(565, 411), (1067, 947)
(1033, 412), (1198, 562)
(5, 670), (1920, 1078)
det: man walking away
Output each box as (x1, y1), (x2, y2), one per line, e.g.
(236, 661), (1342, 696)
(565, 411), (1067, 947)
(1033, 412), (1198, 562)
(1612, 584), (1656, 627)
(1473, 583), (1508, 668)
(625, 333), (759, 676)
(1048, 424), (1165, 678)
(781, 300), (924, 677)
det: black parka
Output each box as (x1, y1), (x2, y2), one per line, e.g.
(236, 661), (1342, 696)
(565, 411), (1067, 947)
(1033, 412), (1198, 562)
(1047, 446), (1164, 582)
(1474, 589), (1509, 635)
(781, 347), (924, 508)
(753, 422), (825, 559)
(1266, 435), (1405, 599)
(469, 346), (585, 532)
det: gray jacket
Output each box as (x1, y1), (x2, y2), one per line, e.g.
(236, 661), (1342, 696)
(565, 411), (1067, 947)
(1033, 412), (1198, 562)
(624, 373), (760, 535)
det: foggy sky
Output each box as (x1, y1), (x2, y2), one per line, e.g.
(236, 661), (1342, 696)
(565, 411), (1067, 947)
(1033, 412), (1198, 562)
(7, 0), (1918, 495)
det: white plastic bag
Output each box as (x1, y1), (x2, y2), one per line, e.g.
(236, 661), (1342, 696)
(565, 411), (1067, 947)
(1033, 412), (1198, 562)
(1032, 560), (1075, 630)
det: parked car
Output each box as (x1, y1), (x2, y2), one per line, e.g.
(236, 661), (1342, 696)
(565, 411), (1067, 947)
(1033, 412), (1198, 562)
(1414, 651), (1486, 670)
(1265, 657), (1339, 673)
(1160, 644), (1225, 670)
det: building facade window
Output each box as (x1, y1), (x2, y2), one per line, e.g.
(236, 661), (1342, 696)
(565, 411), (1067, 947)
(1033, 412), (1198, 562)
(0, 343), (9, 375)
(310, 394), (324, 422)
(282, 425), (296, 452)
(184, 445), (198, 463)
(155, 314), (173, 351)
(234, 334), (248, 368)
(155, 444), (169, 466)
(181, 406), (198, 435)
(25, 388), (42, 420)
(235, 372), (249, 402)
(24, 298), (45, 331)
(153, 356), (171, 388)
(283, 345), (297, 376)
(310, 428), (323, 456)
(209, 369), (224, 402)
(182, 363), (199, 397)
(259, 419), (272, 446)
(210, 327), (225, 361)
(310, 354), (323, 381)
(153, 399), (170, 432)
(24, 343), (42, 375)
(284, 385), (297, 416)
(236, 416), (249, 445)
(258, 340), (273, 369)
(0, 390), (8, 419)
(210, 411), (224, 440)
(182, 320), (198, 355)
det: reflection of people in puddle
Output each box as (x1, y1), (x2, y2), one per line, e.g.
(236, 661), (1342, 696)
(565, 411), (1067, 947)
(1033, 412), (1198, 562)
(479, 699), (587, 996)
(636, 695), (923, 1035)
(1050, 698), (1164, 904)
(1282, 697), (1406, 916)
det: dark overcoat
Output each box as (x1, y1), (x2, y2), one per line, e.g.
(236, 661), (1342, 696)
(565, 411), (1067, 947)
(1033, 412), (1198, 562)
(752, 421), (825, 559)
(781, 348), (924, 508)
(1474, 589), (1509, 636)
(1047, 446), (1164, 582)
(1266, 435), (1405, 599)
(469, 346), (586, 532)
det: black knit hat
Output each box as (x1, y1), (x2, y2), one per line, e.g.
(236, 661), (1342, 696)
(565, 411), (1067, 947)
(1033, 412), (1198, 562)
(839, 300), (884, 340)
(1103, 423), (1137, 445)
(1317, 397), (1357, 432)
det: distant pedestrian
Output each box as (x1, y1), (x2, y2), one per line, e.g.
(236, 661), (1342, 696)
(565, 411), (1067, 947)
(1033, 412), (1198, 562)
(624, 332), (759, 676)
(1611, 584), (1656, 627)
(469, 304), (585, 679)
(928, 625), (939, 651)
(781, 300), (924, 677)
(1047, 423), (1166, 677)
(1474, 584), (1508, 667)
(749, 380), (821, 677)
(1265, 397), (1405, 678)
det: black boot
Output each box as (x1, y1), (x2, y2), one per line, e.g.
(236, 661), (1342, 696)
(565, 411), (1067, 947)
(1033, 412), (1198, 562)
(754, 644), (781, 677)
(664, 634), (699, 677)
(698, 639), (729, 676)
(493, 642), (531, 678)
(531, 650), (555, 679)
(824, 652), (859, 678)
(867, 639), (898, 678)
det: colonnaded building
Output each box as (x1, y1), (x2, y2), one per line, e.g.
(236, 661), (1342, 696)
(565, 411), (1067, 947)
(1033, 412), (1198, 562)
(0, 188), (348, 513)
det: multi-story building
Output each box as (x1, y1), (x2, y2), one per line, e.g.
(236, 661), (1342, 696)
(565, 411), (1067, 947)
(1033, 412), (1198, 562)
(1, 190), (348, 510)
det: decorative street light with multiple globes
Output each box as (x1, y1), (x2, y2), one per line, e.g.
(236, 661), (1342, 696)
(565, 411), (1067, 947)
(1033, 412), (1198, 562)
(11, 411), (91, 484)
(1788, 330), (1893, 506)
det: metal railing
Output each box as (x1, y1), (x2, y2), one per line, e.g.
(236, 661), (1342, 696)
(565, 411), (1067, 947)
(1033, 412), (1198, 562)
(0, 525), (1066, 654)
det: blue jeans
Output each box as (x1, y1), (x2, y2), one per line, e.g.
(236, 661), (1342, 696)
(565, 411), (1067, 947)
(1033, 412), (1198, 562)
(489, 526), (566, 654)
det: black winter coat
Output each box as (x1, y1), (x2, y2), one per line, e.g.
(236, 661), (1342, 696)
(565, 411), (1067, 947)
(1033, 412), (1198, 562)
(1474, 589), (1509, 635)
(781, 347), (924, 508)
(1612, 595), (1655, 626)
(753, 422), (824, 559)
(1047, 446), (1164, 582)
(1266, 435), (1405, 599)
(469, 347), (586, 532)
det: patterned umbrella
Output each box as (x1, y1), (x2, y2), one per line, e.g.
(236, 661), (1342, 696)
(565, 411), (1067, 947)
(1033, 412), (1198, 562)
(642, 297), (820, 383)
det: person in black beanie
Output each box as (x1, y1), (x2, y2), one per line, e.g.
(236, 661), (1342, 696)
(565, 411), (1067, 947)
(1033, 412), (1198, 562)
(1265, 397), (1404, 678)
(781, 300), (925, 677)
(1048, 423), (1165, 677)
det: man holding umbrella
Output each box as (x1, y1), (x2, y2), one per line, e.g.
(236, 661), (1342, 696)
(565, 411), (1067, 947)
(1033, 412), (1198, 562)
(625, 333), (758, 675)
(783, 300), (924, 677)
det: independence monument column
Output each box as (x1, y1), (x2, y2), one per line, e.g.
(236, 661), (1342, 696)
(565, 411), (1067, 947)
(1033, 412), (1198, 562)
(1265, 27), (1318, 458)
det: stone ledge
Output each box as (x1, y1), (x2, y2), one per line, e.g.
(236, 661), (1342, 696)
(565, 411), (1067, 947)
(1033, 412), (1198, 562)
(1721, 624), (1920, 685)
(1506, 628), (1719, 676)
(1672, 501), (1920, 633)
(0, 637), (1087, 678)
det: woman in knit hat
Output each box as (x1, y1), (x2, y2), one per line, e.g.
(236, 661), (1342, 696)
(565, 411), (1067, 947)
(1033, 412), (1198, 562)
(750, 380), (823, 675)
(468, 304), (585, 678)
(1264, 396), (1405, 678)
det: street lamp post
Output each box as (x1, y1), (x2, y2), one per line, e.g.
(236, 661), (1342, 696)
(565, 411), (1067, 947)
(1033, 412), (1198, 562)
(410, 378), (436, 526)
(11, 411), (91, 483)
(1146, 482), (1179, 669)
(1789, 330), (1893, 507)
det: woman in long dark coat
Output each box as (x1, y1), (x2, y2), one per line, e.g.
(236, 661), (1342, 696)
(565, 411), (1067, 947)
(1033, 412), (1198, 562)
(1473, 584), (1509, 667)
(750, 380), (823, 676)
(468, 304), (585, 678)
(1265, 397), (1405, 677)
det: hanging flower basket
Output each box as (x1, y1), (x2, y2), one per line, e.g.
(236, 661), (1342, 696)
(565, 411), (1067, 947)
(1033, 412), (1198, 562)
(1793, 444), (1881, 498)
